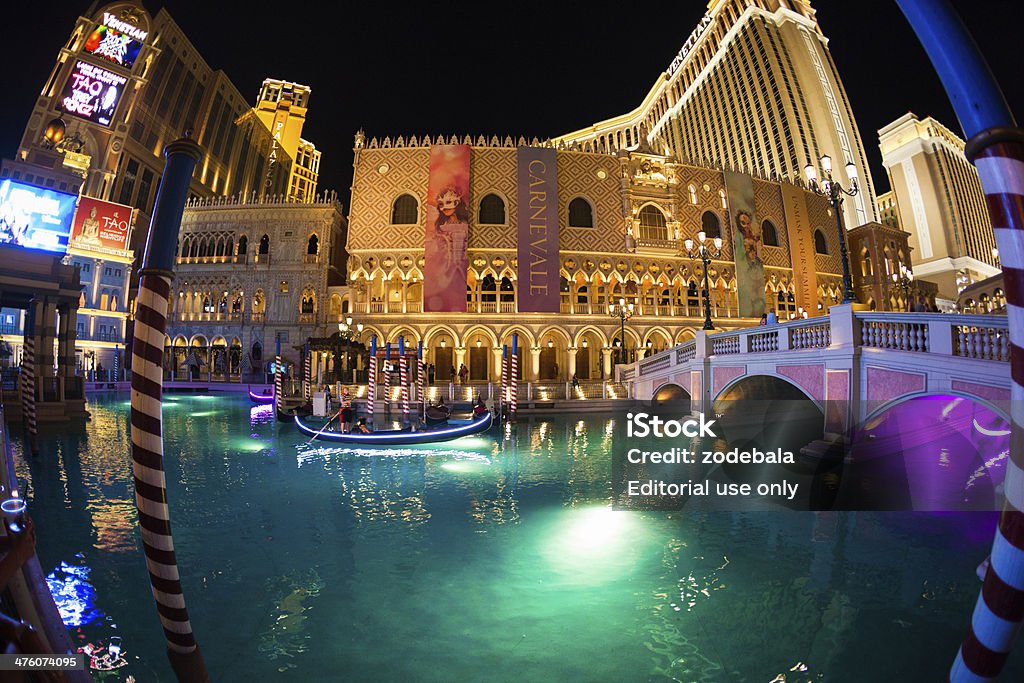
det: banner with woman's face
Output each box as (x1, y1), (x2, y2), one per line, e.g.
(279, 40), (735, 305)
(424, 145), (471, 312)
(724, 170), (767, 318)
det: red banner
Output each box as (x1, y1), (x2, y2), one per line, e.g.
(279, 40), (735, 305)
(70, 196), (133, 253)
(424, 145), (470, 312)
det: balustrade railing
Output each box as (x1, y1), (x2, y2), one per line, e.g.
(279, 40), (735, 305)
(712, 334), (741, 356)
(859, 316), (929, 352)
(748, 330), (779, 353)
(789, 320), (831, 349)
(676, 341), (696, 363)
(955, 324), (1010, 361)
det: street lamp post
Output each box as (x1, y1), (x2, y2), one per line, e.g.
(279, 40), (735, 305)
(681, 231), (723, 330)
(891, 263), (916, 311)
(607, 298), (635, 365)
(338, 316), (364, 382)
(804, 155), (858, 304)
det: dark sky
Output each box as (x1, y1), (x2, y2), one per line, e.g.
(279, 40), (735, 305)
(4, 1), (1021, 209)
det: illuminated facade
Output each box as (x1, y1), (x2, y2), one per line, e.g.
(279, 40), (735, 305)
(251, 79), (322, 202)
(554, 0), (877, 230)
(877, 112), (1000, 301)
(1, 2), (301, 255)
(163, 194), (347, 379)
(345, 133), (848, 383)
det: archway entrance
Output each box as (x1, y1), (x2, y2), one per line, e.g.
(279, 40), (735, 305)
(434, 347), (453, 382)
(469, 346), (488, 381)
(540, 347), (558, 380)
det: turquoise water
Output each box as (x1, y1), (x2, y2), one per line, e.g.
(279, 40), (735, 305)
(10, 393), (1024, 681)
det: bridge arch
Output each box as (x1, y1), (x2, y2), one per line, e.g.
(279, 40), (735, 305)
(712, 373), (825, 455)
(652, 382), (691, 413)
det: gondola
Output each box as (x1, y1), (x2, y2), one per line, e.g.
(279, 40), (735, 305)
(249, 387), (275, 404)
(293, 411), (494, 445)
(277, 404), (312, 422)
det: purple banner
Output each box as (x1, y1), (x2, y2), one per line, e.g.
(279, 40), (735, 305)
(517, 147), (560, 312)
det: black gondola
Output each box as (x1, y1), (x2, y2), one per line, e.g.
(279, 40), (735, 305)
(293, 411), (493, 445)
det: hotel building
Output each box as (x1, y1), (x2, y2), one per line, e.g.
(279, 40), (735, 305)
(554, 0), (878, 230)
(343, 133), (853, 384)
(877, 112), (1000, 301)
(1, 1), (325, 375)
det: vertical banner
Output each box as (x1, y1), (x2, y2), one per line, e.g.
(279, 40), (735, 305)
(517, 147), (560, 312)
(424, 145), (471, 312)
(780, 183), (819, 315)
(724, 171), (766, 318)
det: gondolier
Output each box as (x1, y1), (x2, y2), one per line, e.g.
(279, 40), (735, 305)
(340, 387), (354, 433)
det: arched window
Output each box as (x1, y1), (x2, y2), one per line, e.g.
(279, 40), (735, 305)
(568, 197), (594, 228)
(307, 234), (319, 255)
(761, 220), (779, 247)
(258, 234), (270, 255)
(861, 248), (872, 277)
(814, 229), (829, 254)
(688, 184), (698, 205)
(251, 341), (263, 361)
(391, 194), (418, 224)
(181, 236), (191, 257)
(301, 295), (315, 314)
(638, 205), (668, 241)
(701, 211), (721, 239)
(481, 274), (497, 302)
(479, 194), (506, 224)
(237, 235), (247, 257)
(500, 276), (514, 302)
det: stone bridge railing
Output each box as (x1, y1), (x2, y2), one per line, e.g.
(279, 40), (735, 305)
(623, 305), (1009, 389)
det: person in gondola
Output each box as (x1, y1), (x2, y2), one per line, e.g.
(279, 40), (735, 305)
(355, 417), (371, 433)
(340, 387), (354, 433)
(473, 395), (487, 415)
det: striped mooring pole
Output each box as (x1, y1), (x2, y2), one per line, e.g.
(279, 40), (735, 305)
(417, 341), (425, 421)
(367, 336), (377, 425)
(399, 337), (409, 421)
(21, 335), (38, 455)
(501, 345), (508, 418)
(128, 135), (209, 681)
(274, 336), (283, 415)
(896, 1), (1024, 679)
(303, 340), (311, 401)
(510, 334), (518, 417)
(383, 342), (391, 416)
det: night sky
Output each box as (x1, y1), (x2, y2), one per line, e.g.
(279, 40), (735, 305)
(4, 1), (1021, 210)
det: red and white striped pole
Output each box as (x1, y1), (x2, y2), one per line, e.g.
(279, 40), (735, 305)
(895, 2), (1024, 679)
(383, 342), (391, 417)
(510, 334), (518, 417)
(501, 345), (508, 417)
(399, 336), (409, 421)
(367, 335), (377, 425)
(128, 135), (208, 681)
(303, 340), (311, 401)
(417, 341), (425, 420)
(21, 335), (37, 455)
(274, 336), (283, 416)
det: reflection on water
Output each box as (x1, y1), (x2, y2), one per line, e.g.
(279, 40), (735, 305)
(8, 394), (1024, 681)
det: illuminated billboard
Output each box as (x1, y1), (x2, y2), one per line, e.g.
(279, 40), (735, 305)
(0, 180), (76, 254)
(84, 24), (143, 69)
(60, 61), (128, 127)
(70, 197), (134, 253)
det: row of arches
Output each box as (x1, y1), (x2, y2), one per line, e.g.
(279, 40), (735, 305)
(177, 232), (320, 263)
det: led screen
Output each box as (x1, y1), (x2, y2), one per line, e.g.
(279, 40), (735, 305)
(60, 61), (127, 127)
(0, 179), (76, 254)
(83, 24), (142, 69)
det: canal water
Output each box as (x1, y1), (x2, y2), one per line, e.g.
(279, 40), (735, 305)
(10, 393), (1023, 681)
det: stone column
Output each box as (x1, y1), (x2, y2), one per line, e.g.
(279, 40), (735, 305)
(530, 346), (541, 380)
(490, 346), (503, 382)
(601, 347), (613, 378)
(566, 346), (578, 379)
